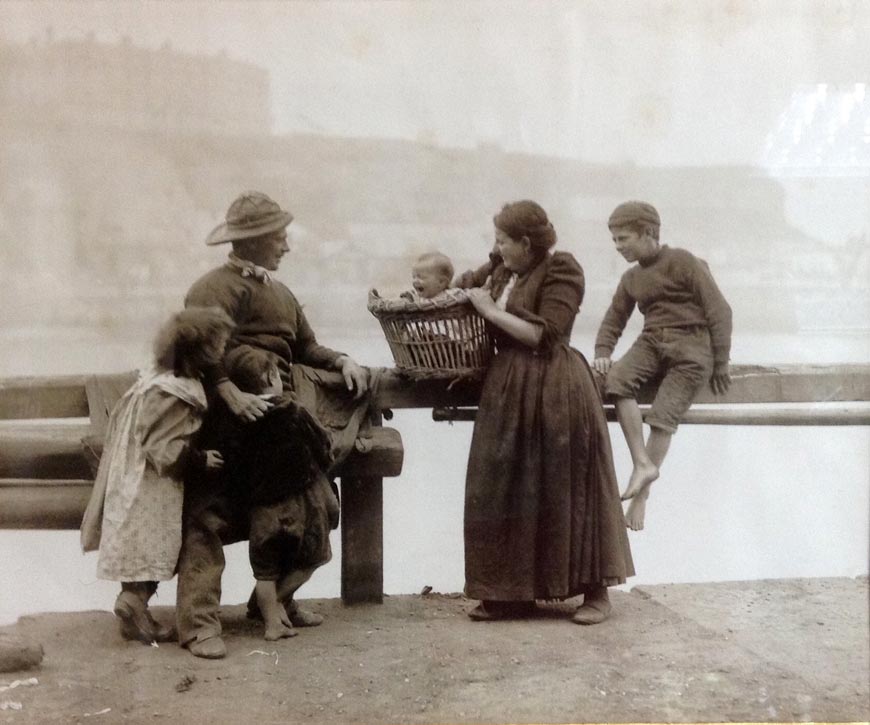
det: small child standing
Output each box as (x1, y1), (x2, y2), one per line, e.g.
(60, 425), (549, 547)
(80, 307), (233, 643)
(593, 201), (732, 531)
(402, 251), (455, 301)
(197, 346), (337, 641)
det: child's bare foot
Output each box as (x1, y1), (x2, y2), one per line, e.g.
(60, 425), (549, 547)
(621, 461), (659, 501)
(264, 610), (297, 640)
(264, 620), (298, 641)
(624, 489), (649, 531)
(256, 580), (298, 640)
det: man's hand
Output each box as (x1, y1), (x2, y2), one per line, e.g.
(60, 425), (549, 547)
(593, 357), (613, 375)
(336, 355), (368, 399)
(205, 450), (225, 470)
(710, 362), (731, 395)
(216, 380), (272, 422)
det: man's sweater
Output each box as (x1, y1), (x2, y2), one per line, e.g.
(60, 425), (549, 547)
(185, 264), (344, 383)
(594, 245), (732, 366)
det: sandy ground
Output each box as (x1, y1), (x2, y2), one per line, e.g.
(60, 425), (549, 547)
(0, 576), (867, 724)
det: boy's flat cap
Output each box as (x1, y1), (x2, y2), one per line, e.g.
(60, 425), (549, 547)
(608, 200), (660, 228)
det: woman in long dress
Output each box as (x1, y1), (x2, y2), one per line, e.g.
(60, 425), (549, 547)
(458, 200), (634, 624)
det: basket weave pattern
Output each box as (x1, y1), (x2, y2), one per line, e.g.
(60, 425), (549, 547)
(368, 290), (494, 379)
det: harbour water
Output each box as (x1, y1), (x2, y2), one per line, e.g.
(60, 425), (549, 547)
(1, 328), (868, 625)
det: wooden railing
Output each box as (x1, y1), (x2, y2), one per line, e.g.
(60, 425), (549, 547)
(1, 363), (868, 602)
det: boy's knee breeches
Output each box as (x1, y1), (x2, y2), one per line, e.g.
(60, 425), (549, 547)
(248, 500), (306, 581)
(605, 327), (714, 433)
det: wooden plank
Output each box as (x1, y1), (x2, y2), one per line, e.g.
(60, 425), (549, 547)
(339, 474), (384, 604)
(341, 466), (384, 604)
(0, 420), (403, 481)
(340, 427), (403, 477)
(675, 405), (870, 426)
(374, 370), (481, 410)
(687, 364), (870, 405)
(84, 371), (137, 438)
(0, 375), (89, 420)
(340, 411), (386, 605)
(375, 363), (870, 409)
(0, 479), (92, 529)
(0, 421), (93, 479)
(0, 424), (402, 530)
(434, 405), (870, 426)
(1, 363), (867, 421)
(0, 426), (403, 528)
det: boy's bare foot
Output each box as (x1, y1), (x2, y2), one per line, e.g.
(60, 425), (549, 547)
(624, 489), (649, 531)
(264, 620), (298, 641)
(621, 461), (659, 500)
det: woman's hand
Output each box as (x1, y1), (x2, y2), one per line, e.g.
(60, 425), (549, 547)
(205, 450), (225, 470)
(216, 380), (272, 422)
(467, 287), (496, 319)
(336, 355), (368, 399)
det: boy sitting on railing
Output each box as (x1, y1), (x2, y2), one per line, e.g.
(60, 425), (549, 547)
(593, 201), (733, 531)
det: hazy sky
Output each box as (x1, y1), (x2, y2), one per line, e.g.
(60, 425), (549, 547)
(3, 0), (868, 166)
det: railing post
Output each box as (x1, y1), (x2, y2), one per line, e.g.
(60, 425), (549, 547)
(340, 410), (384, 604)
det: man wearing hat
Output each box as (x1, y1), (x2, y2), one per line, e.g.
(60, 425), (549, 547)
(593, 200), (732, 533)
(194, 190), (368, 415)
(176, 191), (369, 658)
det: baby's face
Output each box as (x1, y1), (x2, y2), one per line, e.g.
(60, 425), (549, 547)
(412, 262), (449, 299)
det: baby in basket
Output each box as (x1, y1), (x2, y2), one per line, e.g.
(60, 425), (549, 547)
(397, 252), (487, 368)
(401, 252), (455, 301)
(368, 252), (490, 373)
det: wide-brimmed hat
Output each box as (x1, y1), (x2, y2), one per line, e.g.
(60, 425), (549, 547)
(205, 191), (294, 246)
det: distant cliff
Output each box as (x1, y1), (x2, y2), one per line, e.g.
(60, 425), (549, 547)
(0, 35), (270, 137)
(1, 35), (859, 336)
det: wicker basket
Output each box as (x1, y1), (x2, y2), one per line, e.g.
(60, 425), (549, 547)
(367, 289), (494, 379)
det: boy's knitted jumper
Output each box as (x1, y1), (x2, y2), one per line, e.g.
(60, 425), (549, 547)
(594, 245), (732, 366)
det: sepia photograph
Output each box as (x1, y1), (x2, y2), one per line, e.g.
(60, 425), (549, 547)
(0, 1), (867, 722)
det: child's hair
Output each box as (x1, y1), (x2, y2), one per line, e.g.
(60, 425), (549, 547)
(416, 252), (454, 282)
(225, 346), (280, 394)
(608, 200), (661, 240)
(153, 307), (235, 378)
